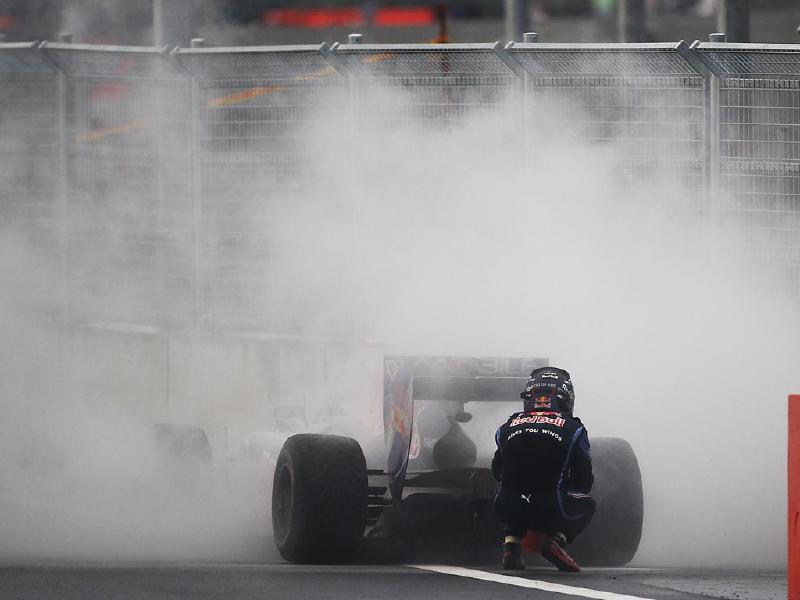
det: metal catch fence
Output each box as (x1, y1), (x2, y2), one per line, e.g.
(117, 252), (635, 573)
(173, 45), (348, 334)
(333, 43), (522, 128)
(0, 43), (60, 317)
(1, 39), (799, 334)
(509, 42), (710, 215)
(41, 43), (194, 329)
(696, 42), (800, 290)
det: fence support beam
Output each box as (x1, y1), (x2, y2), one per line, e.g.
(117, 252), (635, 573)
(683, 40), (720, 220)
(189, 37), (204, 330)
(48, 36), (72, 323)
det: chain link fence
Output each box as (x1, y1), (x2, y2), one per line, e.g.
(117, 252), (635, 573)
(696, 42), (800, 293)
(334, 42), (522, 129)
(40, 43), (194, 329)
(174, 45), (348, 334)
(0, 43), (60, 317)
(510, 42), (711, 216)
(1, 39), (798, 333)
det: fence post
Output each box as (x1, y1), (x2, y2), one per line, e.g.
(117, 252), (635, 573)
(493, 42), (526, 168)
(56, 33), (72, 323)
(189, 37), (204, 331)
(790, 395), (800, 600)
(320, 42), (350, 134)
(521, 38), (533, 170)
(343, 36), (361, 137)
(677, 40), (720, 223)
(339, 39), (362, 340)
(689, 35), (724, 222)
(707, 35), (722, 223)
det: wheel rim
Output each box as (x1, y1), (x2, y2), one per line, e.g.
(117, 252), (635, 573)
(274, 464), (293, 542)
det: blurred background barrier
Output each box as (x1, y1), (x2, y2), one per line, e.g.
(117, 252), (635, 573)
(1, 1), (798, 46)
(1, 39), (799, 334)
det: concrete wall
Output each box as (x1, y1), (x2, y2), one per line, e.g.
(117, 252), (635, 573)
(53, 325), (383, 459)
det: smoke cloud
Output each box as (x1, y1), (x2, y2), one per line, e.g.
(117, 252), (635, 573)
(269, 83), (798, 567)
(0, 63), (795, 568)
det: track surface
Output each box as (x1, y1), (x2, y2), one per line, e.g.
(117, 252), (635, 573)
(0, 562), (785, 600)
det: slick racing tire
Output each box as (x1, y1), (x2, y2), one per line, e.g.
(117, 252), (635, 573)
(569, 437), (643, 566)
(272, 433), (368, 563)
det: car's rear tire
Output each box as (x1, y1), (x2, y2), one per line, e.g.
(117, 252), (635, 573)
(272, 433), (368, 563)
(569, 437), (643, 566)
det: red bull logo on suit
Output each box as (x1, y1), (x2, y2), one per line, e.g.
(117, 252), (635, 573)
(509, 413), (566, 428)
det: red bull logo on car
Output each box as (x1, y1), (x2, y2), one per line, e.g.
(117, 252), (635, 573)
(384, 359), (414, 482)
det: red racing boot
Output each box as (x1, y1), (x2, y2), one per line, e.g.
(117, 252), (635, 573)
(541, 533), (580, 573)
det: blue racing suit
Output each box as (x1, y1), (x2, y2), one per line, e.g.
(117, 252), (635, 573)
(492, 410), (595, 543)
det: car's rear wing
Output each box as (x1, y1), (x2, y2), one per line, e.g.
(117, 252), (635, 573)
(383, 356), (548, 498)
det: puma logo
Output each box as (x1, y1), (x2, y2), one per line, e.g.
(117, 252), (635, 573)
(521, 493), (532, 503)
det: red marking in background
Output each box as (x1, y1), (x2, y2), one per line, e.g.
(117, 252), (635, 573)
(262, 7), (435, 28)
(88, 55), (135, 103)
(790, 395), (800, 600)
(89, 82), (127, 103)
(0, 14), (16, 31)
(263, 8), (365, 28)
(374, 7), (435, 26)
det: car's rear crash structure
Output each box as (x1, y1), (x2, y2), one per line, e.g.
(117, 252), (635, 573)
(271, 357), (643, 565)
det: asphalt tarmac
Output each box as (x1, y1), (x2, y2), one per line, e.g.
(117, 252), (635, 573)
(0, 561), (785, 600)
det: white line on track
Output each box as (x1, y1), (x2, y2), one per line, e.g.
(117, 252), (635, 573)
(410, 565), (656, 600)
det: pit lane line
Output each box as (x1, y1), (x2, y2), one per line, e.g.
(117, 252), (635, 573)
(411, 565), (655, 600)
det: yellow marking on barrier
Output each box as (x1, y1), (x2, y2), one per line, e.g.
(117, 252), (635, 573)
(205, 54), (399, 108)
(205, 53), (400, 109)
(208, 85), (286, 108)
(362, 53), (395, 64)
(77, 50), (404, 142)
(77, 119), (148, 143)
(208, 65), (337, 107)
(295, 65), (338, 81)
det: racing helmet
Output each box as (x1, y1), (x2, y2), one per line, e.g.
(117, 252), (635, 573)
(520, 367), (575, 415)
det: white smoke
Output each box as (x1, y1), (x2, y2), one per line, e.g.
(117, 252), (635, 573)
(0, 57), (796, 568)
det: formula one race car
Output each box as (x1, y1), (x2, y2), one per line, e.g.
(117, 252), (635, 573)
(271, 356), (643, 565)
